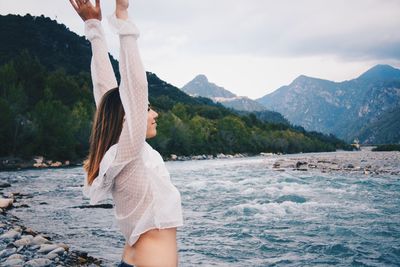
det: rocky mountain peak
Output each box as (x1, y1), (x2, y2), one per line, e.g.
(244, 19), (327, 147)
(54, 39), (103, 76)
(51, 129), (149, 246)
(181, 75), (236, 98)
(357, 64), (400, 82)
(193, 74), (209, 83)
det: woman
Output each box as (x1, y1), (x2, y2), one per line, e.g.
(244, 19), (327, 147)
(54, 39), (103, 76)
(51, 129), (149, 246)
(69, 0), (183, 266)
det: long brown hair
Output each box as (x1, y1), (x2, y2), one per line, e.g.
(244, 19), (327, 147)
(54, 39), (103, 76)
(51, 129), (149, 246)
(84, 88), (125, 185)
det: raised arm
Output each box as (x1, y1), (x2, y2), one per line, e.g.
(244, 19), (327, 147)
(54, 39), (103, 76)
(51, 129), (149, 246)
(69, 0), (118, 107)
(110, 0), (148, 162)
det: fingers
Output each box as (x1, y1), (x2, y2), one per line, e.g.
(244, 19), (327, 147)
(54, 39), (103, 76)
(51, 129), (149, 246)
(69, 0), (79, 11)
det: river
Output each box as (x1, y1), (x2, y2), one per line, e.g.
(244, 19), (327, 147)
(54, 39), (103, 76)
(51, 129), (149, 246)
(1, 150), (399, 266)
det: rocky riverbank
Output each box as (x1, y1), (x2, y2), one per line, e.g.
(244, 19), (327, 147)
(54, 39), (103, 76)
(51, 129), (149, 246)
(0, 184), (102, 267)
(0, 156), (79, 172)
(0, 153), (249, 171)
(269, 149), (400, 176)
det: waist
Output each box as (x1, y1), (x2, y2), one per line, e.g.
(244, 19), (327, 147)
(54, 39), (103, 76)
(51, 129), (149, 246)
(123, 227), (178, 267)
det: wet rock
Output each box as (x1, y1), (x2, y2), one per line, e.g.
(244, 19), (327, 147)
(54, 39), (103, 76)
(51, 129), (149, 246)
(49, 247), (65, 255)
(296, 161), (308, 168)
(29, 244), (40, 250)
(13, 226), (22, 232)
(73, 203), (113, 209)
(32, 235), (51, 245)
(0, 198), (14, 209)
(25, 258), (52, 267)
(57, 242), (69, 251)
(2, 258), (25, 266)
(50, 161), (62, 167)
(14, 235), (33, 247)
(0, 181), (11, 188)
(14, 203), (30, 209)
(7, 253), (25, 260)
(24, 227), (37, 235)
(46, 252), (58, 260)
(38, 243), (59, 253)
(0, 247), (17, 258)
(1, 229), (21, 240)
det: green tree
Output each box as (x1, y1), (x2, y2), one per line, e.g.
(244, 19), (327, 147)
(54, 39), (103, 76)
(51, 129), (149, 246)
(32, 100), (75, 160)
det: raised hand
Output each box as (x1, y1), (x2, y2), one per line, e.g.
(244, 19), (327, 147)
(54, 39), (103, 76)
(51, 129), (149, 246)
(69, 0), (102, 21)
(116, 0), (129, 10)
(116, 0), (129, 20)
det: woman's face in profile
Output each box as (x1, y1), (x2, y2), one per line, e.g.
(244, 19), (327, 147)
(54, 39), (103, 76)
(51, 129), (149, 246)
(146, 105), (158, 139)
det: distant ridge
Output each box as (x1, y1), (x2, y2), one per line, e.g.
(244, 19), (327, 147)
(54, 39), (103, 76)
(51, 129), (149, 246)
(256, 64), (400, 144)
(358, 64), (400, 81)
(181, 74), (267, 112)
(182, 75), (236, 98)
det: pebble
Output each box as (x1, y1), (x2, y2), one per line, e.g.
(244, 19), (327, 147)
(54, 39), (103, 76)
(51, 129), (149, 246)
(38, 243), (59, 253)
(25, 258), (52, 267)
(0, 247), (17, 258)
(0, 198), (13, 209)
(24, 227), (37, 235)
(14, 235), (33, 247)
(46, 252), (58, 260)
(0, 181), (11, 188)
(57, 242), (69, 251)
(32, 235), (51, 245)
(0, 229), (21, 240)
(29, 244), (40, 250)
(7, 253), (25, 260)
(49, 246), (65, 255)
(2, 258), (25, 266)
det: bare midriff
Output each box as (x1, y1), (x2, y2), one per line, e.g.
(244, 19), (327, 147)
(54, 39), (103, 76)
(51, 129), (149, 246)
(122, 227), (178, 267)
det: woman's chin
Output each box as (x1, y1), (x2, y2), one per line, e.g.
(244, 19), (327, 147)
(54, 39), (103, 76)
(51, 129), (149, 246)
(146, 130), (157, 139)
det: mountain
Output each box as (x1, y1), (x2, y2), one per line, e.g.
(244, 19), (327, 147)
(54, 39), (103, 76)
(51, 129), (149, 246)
(0, 14), (351, 161)
(257, 65), (400, 144)
(0, 14), (94, 75)
(181, 75), (267, 112)
(0, 14), (212, 109)
(181, 74), (236, 98)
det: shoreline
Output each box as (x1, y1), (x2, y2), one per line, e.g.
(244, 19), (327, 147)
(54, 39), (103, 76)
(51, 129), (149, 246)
(269, 149), (400, 176)
(0, 146), (382, 172)
(0, 189), (103, 266)
(0, 156), (82, 172)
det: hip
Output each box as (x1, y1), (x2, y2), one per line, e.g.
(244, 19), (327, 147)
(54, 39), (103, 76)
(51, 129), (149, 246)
(122, 227), (178, 267)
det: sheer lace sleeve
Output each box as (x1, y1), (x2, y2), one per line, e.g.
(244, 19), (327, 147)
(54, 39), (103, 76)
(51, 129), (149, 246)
(108, 15), (148, 163)
(85, 19), (118, 107)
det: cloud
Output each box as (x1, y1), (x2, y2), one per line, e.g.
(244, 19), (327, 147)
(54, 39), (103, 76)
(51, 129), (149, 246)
(135, 0), (400, 60)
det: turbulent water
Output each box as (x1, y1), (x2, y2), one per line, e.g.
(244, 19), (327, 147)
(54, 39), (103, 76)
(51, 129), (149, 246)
(2, 152), (400, 266)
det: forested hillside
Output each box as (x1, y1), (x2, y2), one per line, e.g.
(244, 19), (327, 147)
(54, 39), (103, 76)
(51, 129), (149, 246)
(0, 14), (350, 162)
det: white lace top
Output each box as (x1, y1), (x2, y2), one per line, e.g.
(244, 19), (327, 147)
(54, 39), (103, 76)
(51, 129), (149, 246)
(82, 15), (183, 246)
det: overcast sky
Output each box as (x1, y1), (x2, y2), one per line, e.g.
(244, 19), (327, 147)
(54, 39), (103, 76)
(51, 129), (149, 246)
(1, 0), (400, 98)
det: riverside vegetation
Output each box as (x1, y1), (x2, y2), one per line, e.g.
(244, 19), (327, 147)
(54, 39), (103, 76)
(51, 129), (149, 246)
(0, 14), (350, 168)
